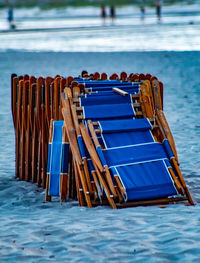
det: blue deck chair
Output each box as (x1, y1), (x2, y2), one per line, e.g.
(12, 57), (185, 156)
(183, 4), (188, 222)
(46, 121), (69, 199)
(104, 140), (178, 201)
(77, 134), (103, 199)
(82, 122), (181, 203)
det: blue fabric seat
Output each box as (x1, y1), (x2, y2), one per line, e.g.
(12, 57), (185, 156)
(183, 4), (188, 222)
(111, 160), (177, 201)
(80, 93), (132, 106)
(83, 103), (135, 121)
(98, 118), (154, 148)
(77, 80), (134, 88)
(47, 121), (69, 197)
(95, 140), (177, 201)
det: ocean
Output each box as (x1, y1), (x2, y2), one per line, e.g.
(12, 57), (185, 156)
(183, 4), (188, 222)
(0, 4), (200, 262)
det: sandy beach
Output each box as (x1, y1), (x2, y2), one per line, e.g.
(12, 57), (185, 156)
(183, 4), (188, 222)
(0, 50), (200, 262)
(0, 2), (200, 261)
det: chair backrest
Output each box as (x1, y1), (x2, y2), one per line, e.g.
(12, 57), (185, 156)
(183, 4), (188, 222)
(83, 103), (135, 121)
(47, 121), (65, 197)
(98, 118), (154, 148)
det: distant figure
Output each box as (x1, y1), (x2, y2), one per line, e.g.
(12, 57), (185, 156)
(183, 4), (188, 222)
(140, 5), (145, 20)
(101, 5), (106, 23)
(8, 6), (15, 29)
(156, 0), (161, 21)
(110, 6), (116, 22)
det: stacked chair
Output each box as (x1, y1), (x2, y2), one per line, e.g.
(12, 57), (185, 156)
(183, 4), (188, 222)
(11, 71), (194, 209)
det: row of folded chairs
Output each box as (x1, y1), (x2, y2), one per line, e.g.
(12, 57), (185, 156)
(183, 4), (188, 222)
(11, 71), (194, 208)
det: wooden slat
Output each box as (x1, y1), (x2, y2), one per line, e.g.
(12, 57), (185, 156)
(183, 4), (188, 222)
(113, 87), (128, 96)
(116, 196), (188, 209)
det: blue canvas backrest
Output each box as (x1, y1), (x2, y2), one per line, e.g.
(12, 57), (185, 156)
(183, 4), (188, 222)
(48, 121), (64, 196)
(77, 134), (98, 183)
(77, 135), (87, 159)
(61, 143), (69, 175)
(93, 140), (177, 201)
(98, 118), (154, 148)
(112, 160), (177, 201)
(99, 118), (152, 133)
(102, 142), (170, 168)
(83, 103), (135, 121)
(77, 80), (134, 87)
(80, 93), (132, 106)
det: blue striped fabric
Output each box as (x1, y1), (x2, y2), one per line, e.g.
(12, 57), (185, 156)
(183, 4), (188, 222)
(83, 103), (135, 121)
(97, 141), (177, 201)
(77, 135), (86, 158)
(77, 80), (134, 87)
(61, 143), (69, 174)
(116, 160), (177, 201)
(99, 119), (154, 148)
(99, 118), (152, 133)
(49, 121), (64, 196)
(80, 94), (132, 106)
(102, 142), (168, 168)
(103, 130), (154, 148)
(48, 121), (70, 197)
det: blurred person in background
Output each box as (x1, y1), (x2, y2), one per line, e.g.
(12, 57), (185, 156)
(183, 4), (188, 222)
(8, 6), (16, 29)
(101, 4), (106, 24)
(140, 4), (145, 20)
(110, 5), (116, 23)
(156, 0), (161, 21)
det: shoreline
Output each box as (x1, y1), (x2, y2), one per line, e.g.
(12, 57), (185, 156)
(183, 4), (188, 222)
(0, 0), (196, 10)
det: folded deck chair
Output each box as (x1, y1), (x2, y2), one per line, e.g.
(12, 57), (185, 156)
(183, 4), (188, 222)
(80, 122), (190, 208)
(71, 104), (115, 205)
(62, 89), (119, 208)
(88, 119), (182, 197)
(46, 120), (69, 201)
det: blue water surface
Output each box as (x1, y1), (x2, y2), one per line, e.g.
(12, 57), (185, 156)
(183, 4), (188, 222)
(0, 51), (200, 262)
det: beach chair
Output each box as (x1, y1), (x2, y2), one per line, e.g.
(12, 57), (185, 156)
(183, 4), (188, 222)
(80, 120), (193, 208)
(11, 74), (21, 179)
(61, 90), (93, 208)
(89, 118), (155, 148)
(69, 89), (142, 200)
(25, 76), (37, 181)
(11, 71), (194, 209)
(74, 94), (143, 121)
(45, 120), (70, 202)
(62, 87), (119, 207)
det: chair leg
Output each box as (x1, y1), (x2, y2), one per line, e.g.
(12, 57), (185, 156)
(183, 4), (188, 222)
(45, 173), (51, 202)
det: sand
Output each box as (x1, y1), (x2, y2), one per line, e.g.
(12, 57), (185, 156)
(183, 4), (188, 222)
(0, 51), (200, 262)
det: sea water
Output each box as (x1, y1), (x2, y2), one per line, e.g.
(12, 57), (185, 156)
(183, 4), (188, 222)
(0, 6), (200, 263)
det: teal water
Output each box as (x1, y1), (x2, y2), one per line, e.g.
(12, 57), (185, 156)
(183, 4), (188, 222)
(0, 51), (200, 262)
